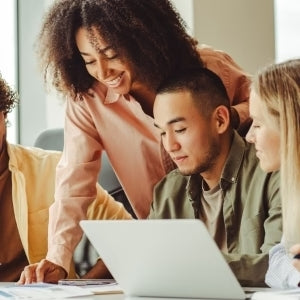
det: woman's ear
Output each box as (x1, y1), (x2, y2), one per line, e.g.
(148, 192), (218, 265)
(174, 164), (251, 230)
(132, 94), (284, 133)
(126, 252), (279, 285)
(213, 105), (231, 134)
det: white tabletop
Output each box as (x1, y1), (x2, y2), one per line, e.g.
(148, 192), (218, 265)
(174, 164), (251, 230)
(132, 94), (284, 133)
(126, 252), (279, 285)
(0, 283), (273, 300)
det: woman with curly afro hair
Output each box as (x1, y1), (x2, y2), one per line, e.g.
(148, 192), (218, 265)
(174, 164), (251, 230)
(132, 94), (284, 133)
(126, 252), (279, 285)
(20, 0), (251, 283)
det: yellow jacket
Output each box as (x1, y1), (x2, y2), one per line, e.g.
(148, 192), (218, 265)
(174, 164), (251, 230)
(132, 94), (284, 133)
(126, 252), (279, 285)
(7, 143), (132, 278)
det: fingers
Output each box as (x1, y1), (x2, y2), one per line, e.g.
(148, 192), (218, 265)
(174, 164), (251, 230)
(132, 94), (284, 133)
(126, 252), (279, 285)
(17, 270), (26, 285)
(17, 263), (38, 284)
(39, 261), (67, 283)
(17, 259), (67, 284)
(35, 259), (49, 282)
(292, 259), (300, 271)
(290, 244), (300, 272)
(290, 244), (300, 255)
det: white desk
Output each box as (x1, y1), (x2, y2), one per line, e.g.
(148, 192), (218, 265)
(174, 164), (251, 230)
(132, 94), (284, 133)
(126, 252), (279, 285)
(0, 283), (272, 299)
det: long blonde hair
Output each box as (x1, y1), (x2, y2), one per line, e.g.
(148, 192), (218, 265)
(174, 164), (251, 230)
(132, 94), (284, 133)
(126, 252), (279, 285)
(252, 58), (300, 248)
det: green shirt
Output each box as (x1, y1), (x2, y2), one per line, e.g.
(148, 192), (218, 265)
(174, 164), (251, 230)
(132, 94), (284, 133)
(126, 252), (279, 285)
(149, 131), (282, 287)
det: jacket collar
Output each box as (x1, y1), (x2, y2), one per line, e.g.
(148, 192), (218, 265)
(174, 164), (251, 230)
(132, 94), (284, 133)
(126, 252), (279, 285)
(186, 130), (247, 198)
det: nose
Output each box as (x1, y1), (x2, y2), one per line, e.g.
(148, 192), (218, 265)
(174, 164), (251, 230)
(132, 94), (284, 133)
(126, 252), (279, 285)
(94, 58), (110, 81)
(245, 124), (255, 143)
(163, 133), (180, 153)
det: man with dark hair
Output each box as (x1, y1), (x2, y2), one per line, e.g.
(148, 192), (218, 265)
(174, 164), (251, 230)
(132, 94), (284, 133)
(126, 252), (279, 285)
(151, 68), (282, 287)
(0, 73), (131, 282)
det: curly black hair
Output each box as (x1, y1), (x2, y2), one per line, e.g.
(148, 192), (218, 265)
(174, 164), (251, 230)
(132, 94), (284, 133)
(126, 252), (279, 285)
(37, 0), (203, 99)
(0, 73), (18, 117)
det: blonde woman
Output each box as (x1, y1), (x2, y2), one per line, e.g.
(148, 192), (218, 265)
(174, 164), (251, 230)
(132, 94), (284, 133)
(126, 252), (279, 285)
(246, 58), (300, 288)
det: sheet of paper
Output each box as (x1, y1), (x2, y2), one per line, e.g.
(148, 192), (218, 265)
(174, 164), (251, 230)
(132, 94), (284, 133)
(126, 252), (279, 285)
(252, 288), (300, 300)
(83, 283), (123, 295)
(0, 283), (93, 299)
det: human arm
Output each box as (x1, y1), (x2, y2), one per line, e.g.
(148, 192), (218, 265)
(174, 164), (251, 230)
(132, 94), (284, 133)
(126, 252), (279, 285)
(86, 184), (133, 221)
(18, 184), (132, 283)
(264, 242), (300, 288)
(291, 244), (300, 271)
(45, 99), (105, 275)
(199, 46), (252, 134)
(81, 184), (132, 279)
(224, 171), (282, 287)
(81, 259), (113, 279)
(18, 260), (67, 284)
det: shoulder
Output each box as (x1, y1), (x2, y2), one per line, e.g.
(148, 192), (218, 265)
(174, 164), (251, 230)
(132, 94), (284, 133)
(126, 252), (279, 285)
(153, 169), (189, 206)
(154, 169), (188, 193)
(150, 169), (194, 219)
(8, 143), (62, 171)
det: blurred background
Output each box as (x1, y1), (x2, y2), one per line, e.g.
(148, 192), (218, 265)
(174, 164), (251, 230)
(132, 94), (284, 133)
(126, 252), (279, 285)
(0, 0), (299, 146)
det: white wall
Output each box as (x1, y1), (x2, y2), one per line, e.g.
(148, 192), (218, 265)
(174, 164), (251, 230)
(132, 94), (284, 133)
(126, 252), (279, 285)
(18, 0), (48, 145)
(0, 1), (18, 143)
(193, 0), (275, 74)
(17, 0), (65, 146)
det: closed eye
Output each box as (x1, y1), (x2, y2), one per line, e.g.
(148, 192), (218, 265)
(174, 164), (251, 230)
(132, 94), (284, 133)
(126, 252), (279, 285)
(105, 53), (118, 60)
(175, 128), (186, 133)
(84, 60), (96, 65)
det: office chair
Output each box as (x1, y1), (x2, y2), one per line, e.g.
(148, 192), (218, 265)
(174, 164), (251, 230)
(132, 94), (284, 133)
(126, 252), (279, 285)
(34, 128), (136, 276)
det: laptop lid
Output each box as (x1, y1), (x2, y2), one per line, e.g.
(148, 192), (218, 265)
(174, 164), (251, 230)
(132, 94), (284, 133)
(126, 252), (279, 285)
(80, 219), (246, 299)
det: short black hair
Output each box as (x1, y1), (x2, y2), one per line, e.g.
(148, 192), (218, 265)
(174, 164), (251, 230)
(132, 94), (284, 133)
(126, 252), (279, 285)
(157, 67), (230, 118)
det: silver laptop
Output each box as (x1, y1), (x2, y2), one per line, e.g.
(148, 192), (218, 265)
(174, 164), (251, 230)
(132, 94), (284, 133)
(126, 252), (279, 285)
(80, 219), (246, 299)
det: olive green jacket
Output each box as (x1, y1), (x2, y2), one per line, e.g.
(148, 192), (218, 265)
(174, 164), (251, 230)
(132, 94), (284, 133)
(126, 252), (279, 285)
(149, 131), (282, 287)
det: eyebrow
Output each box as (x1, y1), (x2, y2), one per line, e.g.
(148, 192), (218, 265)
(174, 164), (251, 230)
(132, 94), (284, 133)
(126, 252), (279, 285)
(154, 117), (186, 129)
(80, 46), (113, 56)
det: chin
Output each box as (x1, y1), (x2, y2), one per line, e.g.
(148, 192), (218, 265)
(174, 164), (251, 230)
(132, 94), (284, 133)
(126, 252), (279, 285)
(178, 167), (195, 176)
(111, 85), (130, 95)
(259, 161), (276, 173)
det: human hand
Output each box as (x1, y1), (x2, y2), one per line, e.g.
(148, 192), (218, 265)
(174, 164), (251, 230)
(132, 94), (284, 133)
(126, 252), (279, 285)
(81, 259), (112, 279)
(18, 259), (67, 284)
(290, 244), (300, 271)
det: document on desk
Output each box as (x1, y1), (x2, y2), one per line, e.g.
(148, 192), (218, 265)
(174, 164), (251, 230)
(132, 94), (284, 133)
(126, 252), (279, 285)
(58, 278), (123, 295)
(83, 283), (123, 295)
(0, 283), (93, 299)
(252, 288), (300, 300)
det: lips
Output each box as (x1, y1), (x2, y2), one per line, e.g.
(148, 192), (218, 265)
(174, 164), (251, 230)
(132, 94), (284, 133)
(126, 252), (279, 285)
(105, 72), (124, 87)
(172, 156), (187, 163)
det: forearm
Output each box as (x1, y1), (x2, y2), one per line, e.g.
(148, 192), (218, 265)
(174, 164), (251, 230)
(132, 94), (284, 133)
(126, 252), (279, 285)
(265, 243), (300, 288)
(223, 253), (269, 287)
(87, 184), (133, 220)
(231, 102), (252, 136)
(81, 259), (113, 279)
(47, 196), (94, 274)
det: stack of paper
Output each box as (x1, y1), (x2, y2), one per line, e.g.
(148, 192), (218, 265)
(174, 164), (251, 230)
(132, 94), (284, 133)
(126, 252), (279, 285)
(0, 283), (93, 299)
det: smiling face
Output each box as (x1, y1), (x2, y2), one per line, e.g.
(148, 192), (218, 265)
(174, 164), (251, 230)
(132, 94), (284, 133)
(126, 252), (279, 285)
(153, 90), (222, 176)
(75, 27), (138, 95)
(246, 90), (280, 172)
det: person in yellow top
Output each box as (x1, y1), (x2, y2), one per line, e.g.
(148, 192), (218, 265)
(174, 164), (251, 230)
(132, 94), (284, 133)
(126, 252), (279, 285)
(0, 72), (132, 282)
